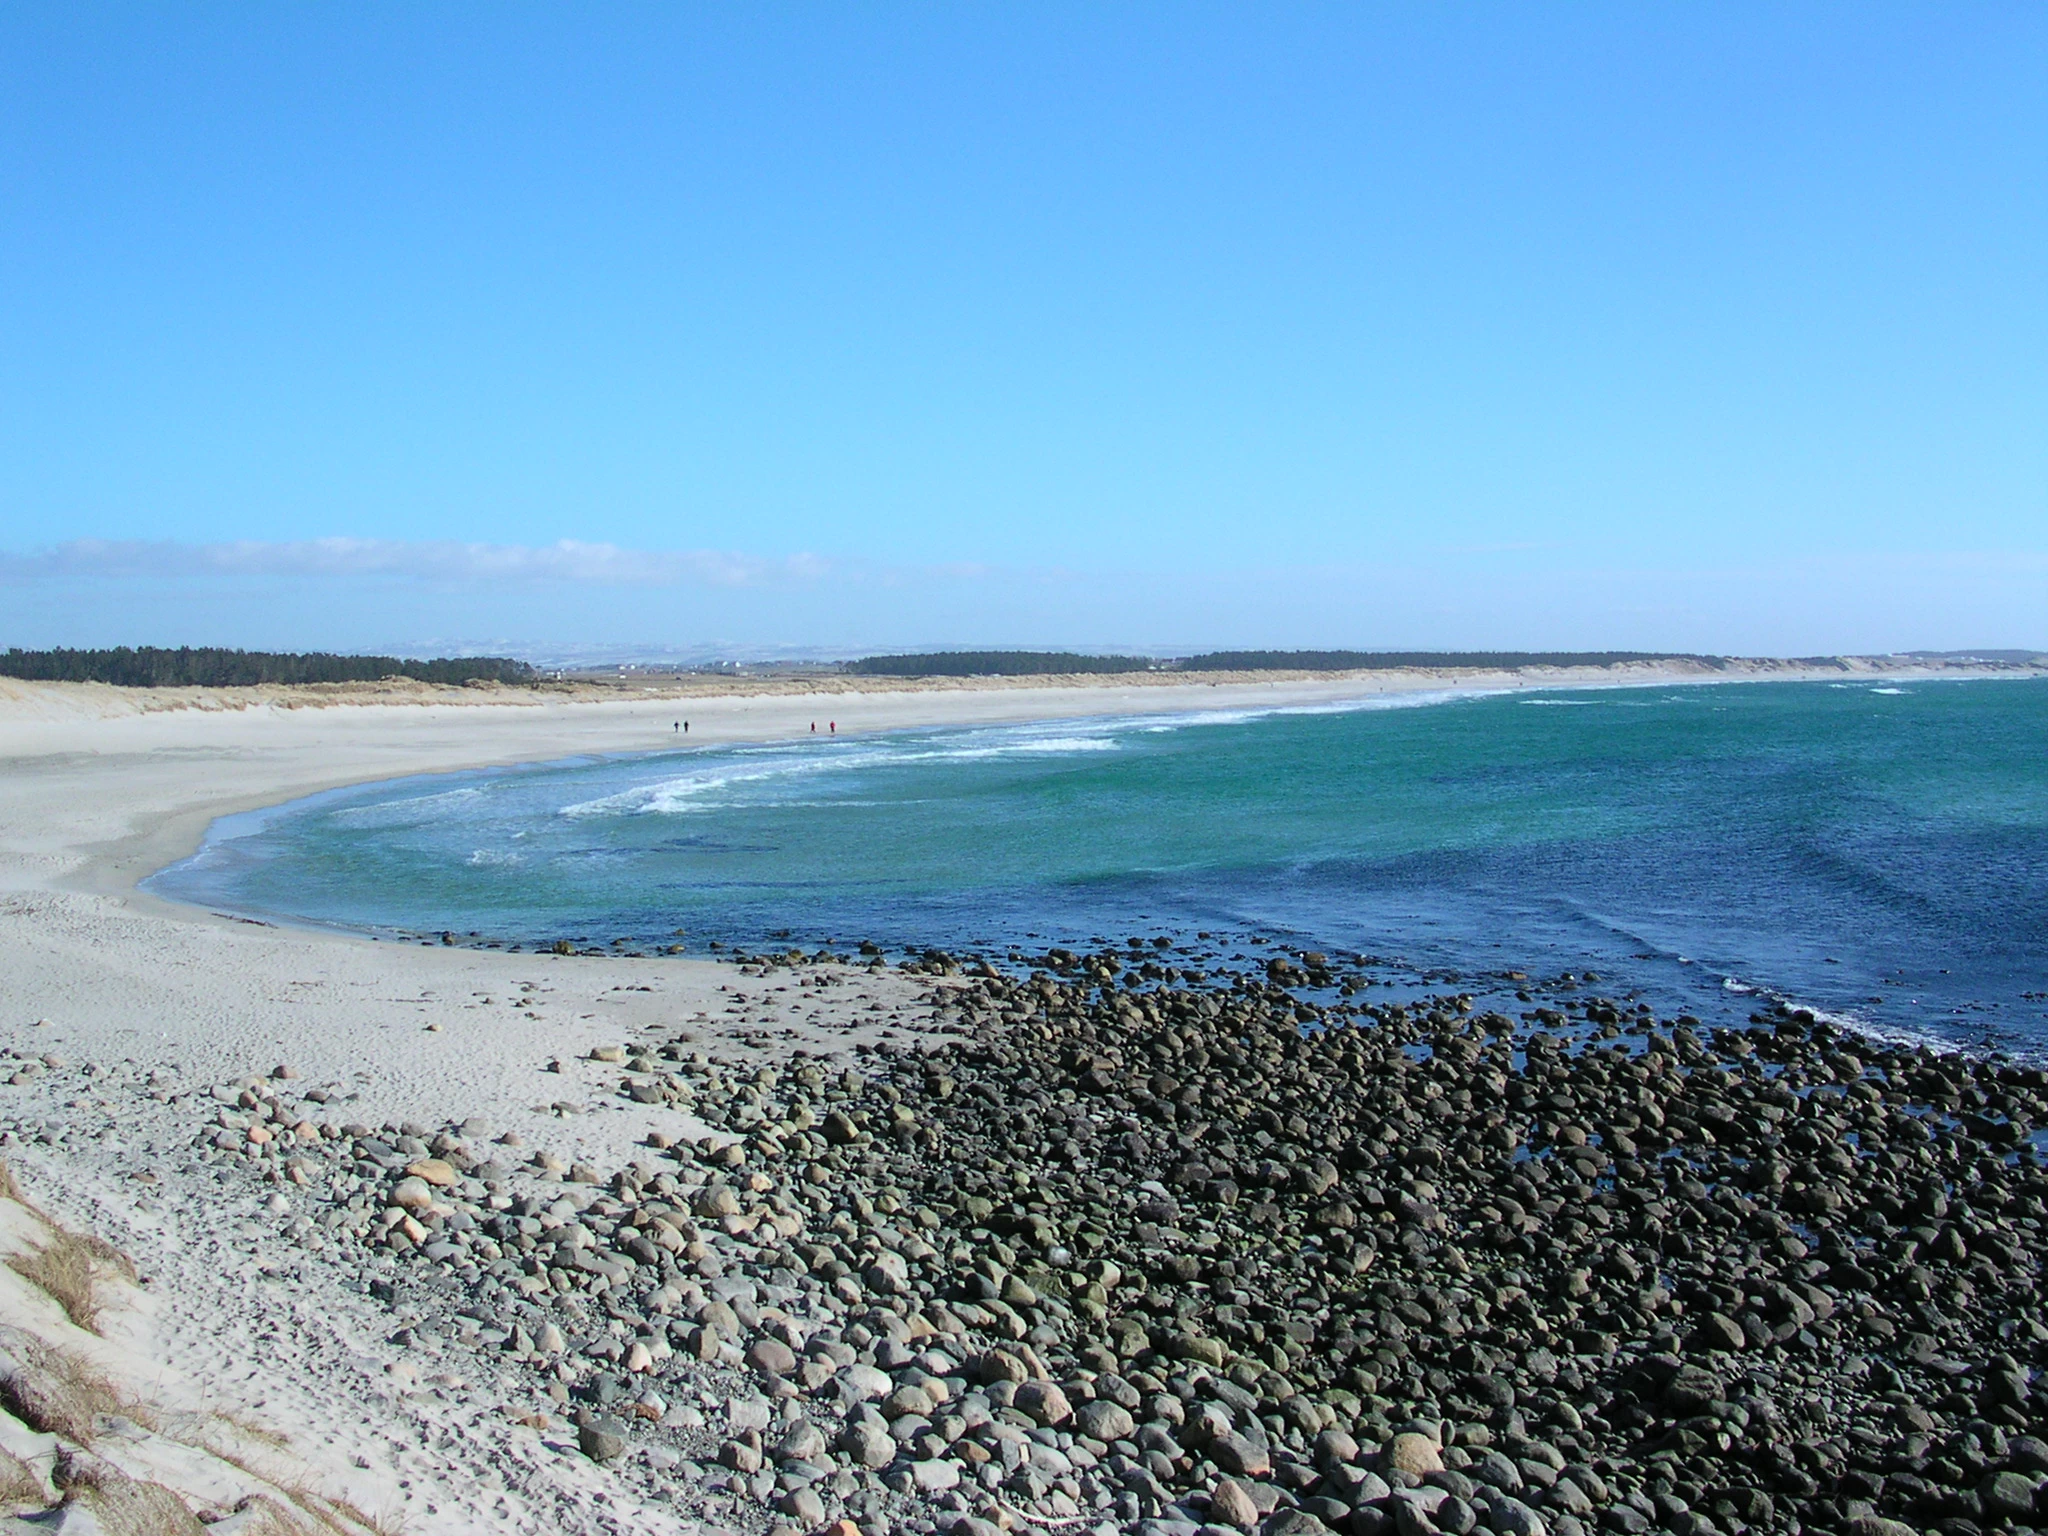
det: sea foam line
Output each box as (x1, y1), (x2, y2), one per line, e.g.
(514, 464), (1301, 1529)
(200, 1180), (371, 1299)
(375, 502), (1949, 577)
(556, 688), (1501, 820)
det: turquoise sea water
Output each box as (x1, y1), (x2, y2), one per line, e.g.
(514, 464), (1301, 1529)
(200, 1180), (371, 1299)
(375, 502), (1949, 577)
(149, 678), (2048, 1051)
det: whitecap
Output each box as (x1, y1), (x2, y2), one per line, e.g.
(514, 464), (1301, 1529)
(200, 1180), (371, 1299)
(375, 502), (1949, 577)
(917, 736), (1120, 761)
(328, 784), (489, 827)
(559, 727), (1128, 818)
(1735, 977), (1978, 1058)
(1104, 689), (1481, 735)
(562, 757), (842, 817)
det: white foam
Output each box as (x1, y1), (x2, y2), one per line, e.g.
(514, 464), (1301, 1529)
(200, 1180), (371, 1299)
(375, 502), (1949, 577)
(551, 686), (1505, 821)
(915, 736), (1120, 760)
(328, 784), (488, 828)
(561, 756), (837, 817)
(1722, 972), (1984, 1058)
(558, 724), (1129, 818)
(1101, 688), (1480, 734)
(555, 690), (1504, 822)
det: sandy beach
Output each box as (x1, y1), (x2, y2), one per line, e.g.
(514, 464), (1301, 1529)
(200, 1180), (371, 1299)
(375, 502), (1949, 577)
(0, 653), (2038, 1535)
(9, 5), (2040, 1527)
(0, 667), (1529, 1535)
(5, 655), (2014, 1122)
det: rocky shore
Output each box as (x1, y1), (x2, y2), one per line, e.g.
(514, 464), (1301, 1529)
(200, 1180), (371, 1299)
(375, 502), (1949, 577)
(111, 947), (2048, 1536)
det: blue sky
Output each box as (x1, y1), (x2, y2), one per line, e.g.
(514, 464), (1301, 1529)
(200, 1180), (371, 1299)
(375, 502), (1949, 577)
(2, 5), (2042, 657)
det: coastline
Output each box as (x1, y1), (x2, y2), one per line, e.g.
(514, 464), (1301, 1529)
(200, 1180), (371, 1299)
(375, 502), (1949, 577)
(7, 655), (2035, 913)
(1, 659), (2043, 1534)
(0, 668), (1511, 1533)
(2, 657), (2036, 1125)
(7, 670), (1482, 908)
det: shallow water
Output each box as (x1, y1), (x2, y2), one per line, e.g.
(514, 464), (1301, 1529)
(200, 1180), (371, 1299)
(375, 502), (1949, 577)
(149, 677), (2048, 1052)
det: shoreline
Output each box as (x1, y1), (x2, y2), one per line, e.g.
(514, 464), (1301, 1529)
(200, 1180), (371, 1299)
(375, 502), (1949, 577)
(4, 940), (2039, 1536)
(15, 670), (1476, 911)
(124, 667), (2048, 1068)
(5, 657), (2032, 917)
(6, 650), (2038, 726)
(2, 653), (2036, 1142)
(1, 660), (2043, 1533)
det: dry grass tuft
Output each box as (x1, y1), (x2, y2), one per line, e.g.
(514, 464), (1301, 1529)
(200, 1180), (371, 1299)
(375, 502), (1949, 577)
(7, 1229), (136, 1334)
(211, 1492), (339, 1536)
(0, 1325), (124, 1444)
(0, 1441), (44, 1513)
(307, 1485), (409, 1536)
(206, 1406), (292, 1450)
(194, 1426), (393, 1536)
(57, 1465), (207, 1535)
(0, 1157), (139, 1336)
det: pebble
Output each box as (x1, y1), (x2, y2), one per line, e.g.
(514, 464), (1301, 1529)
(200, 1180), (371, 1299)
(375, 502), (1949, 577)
(746, 1338), (797, 1377)
(184, 949), (2048, 1536)
(1013, 1380), (1071, 1427)
(577, 1416), (627, 1462)
(1385, 1433), (1442, 1477)
(1210, 1478), (1260, 1529)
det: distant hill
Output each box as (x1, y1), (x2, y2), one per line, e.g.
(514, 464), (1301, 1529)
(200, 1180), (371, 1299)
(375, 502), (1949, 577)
(1903, 649), (2048, 664)
(1177, 649), (1719, 672)
(0, 646), (536, 688)
(844, 651), (1157, 677)
(845, 648), (1719, 677)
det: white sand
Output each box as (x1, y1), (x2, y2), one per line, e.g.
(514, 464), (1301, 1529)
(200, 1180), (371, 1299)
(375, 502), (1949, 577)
(0, 653), (2021, 1164)
(0, 654), (2028, 1531)
(0, 668), (1491, 1533)
(0, 667), (1545, 1160)
(0, 1174), (386, 1533)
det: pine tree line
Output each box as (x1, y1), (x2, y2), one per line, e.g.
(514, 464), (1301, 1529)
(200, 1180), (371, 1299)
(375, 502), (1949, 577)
(0, 647), (535, 688)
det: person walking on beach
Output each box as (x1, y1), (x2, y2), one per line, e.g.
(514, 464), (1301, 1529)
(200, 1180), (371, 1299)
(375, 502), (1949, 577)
(829, 721), (836, 734)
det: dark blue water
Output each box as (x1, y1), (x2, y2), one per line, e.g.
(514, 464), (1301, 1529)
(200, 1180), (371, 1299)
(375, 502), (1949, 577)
(148, 678), (2048, 1052)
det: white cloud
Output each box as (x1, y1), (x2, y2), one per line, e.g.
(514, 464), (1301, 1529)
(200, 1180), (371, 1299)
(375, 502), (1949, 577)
(0, 537), (842, 588)
(4, 539), (2039, 657)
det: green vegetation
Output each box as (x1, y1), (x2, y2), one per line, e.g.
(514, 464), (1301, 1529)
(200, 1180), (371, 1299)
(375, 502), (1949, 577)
(0, 647), (535, 688)
(844, 651), (1157, 677)
(10, 645), (1735, 687)
(1178, 649), (1718, 672)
